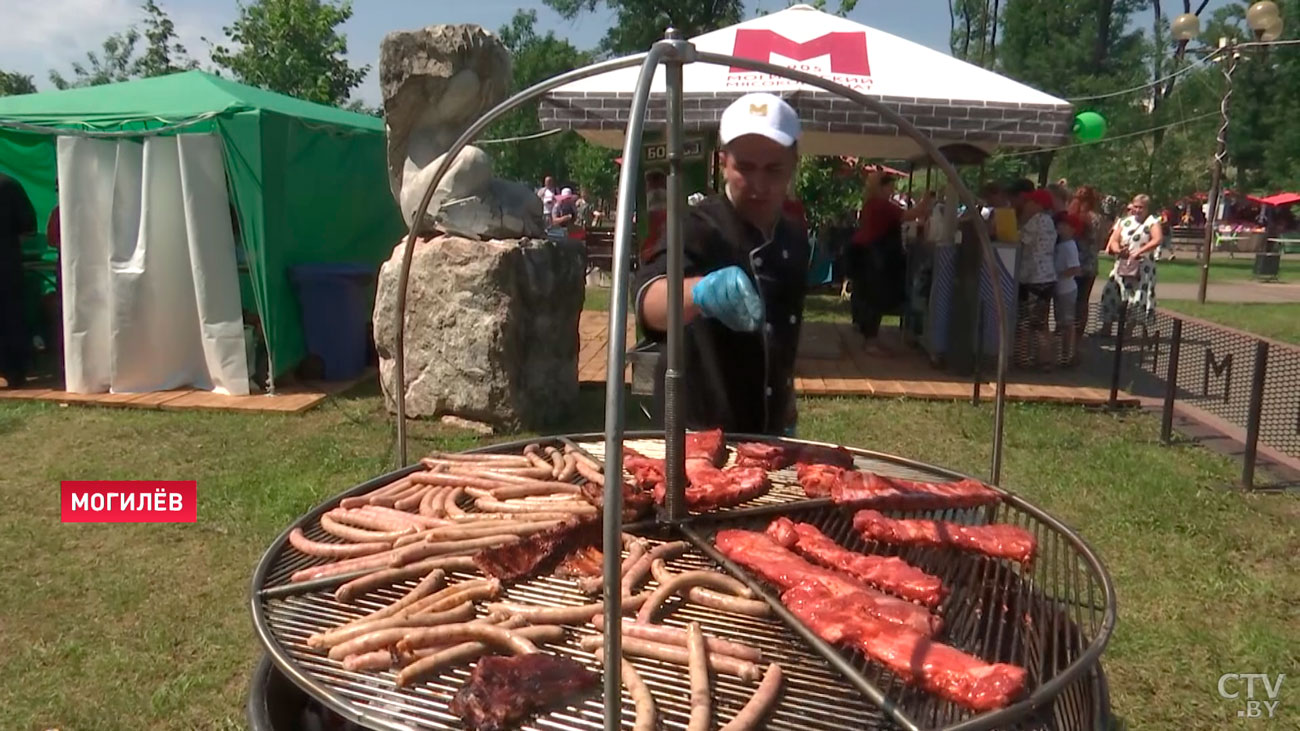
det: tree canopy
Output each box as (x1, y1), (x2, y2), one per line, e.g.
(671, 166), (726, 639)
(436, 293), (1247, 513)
(208, 0), (368, 106)
(0, 71), (37, 97)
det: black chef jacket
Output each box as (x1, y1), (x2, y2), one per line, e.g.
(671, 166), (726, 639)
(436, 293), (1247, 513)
(634, 194), (810, 436)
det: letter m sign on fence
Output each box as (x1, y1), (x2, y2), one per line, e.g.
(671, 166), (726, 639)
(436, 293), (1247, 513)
(1203, 350), (1233, 403)
(730, 30), (871, 76)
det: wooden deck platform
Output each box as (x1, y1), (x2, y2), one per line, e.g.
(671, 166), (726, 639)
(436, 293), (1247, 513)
(0, 369), (373, 414)
(577, 311), (1136, 407)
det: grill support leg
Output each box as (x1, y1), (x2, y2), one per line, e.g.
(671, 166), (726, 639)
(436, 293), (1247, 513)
(1159, 319), (1182, 445)
(1242, 339), (1268, 490)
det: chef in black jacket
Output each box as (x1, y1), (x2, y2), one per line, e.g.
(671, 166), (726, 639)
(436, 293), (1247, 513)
(635, 93), (809, 436)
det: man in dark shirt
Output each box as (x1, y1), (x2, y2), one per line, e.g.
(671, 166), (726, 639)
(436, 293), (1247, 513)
(634, 93), (809, 436)
(0, 172), (37, 388)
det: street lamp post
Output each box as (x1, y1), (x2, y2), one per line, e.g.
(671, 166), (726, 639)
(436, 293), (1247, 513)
(1172, 2), (1286, 304)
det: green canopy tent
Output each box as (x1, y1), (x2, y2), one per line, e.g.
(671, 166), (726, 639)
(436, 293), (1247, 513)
(0, 70), (403, 387)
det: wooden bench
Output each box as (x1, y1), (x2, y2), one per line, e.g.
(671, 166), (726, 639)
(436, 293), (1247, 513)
(585, 229), (615, 275)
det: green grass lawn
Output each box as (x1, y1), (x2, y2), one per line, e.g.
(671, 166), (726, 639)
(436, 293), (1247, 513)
(1162, 300), (1300, 346)
(1, 386), (1296, 729)
(1098, 254), (1296, 284)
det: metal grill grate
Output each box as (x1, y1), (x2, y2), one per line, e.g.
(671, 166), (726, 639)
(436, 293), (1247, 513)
(252, 434), (1114, 731)
(686, 500), (1108, 731)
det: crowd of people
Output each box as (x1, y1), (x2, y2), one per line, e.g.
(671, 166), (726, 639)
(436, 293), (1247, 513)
(834, 171), (1169, 371)
(982, 178), (1165, 369)
(536, 175), (600, 240)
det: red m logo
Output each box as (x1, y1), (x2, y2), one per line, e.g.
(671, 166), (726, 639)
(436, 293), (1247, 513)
(730, 29), (871, 75)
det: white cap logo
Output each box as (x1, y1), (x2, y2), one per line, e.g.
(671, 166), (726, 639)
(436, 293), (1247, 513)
(720, 92), (801, 148)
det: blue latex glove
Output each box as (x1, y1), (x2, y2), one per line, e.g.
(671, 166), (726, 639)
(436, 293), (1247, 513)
(691, 266), (764, 332)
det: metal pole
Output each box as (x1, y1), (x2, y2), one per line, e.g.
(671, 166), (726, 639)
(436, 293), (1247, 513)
(1242, 339), (1269, 490)
(1160, 319), (1183, 445)
(1198, 45), (1237, 305)
(598, 45), (670, 731)
(663, 30), (689, 523)
(972, 301), (984, 406)
(1108, 303), (1127, 408)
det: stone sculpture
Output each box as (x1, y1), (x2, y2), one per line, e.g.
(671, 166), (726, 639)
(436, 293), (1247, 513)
(380, 24), (543, 240)
(373, 24), (585, 430)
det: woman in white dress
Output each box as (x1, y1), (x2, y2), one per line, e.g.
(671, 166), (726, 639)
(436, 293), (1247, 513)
(1098, 194), (1164, 334)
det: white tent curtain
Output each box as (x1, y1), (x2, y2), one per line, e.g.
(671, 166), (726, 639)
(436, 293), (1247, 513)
(57, 133), (250, 396)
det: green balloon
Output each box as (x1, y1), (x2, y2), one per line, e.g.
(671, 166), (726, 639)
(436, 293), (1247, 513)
(1074, 111), (1107, 142)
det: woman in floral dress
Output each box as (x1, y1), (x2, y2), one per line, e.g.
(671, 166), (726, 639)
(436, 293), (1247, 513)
(1098, 194), (1164, 334)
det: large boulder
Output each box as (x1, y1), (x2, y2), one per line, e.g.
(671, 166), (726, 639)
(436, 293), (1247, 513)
(381, 24), (541, 239)
(373, 235), (587, 430)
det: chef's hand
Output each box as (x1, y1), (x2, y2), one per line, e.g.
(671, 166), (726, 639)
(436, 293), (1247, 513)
(691, 266), (764, 332)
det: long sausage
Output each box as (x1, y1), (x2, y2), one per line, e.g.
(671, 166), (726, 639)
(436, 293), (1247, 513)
(584, 635), (762, 681)
(418, 486), (446, 517)
(441, 487), (466, 518)
(360, 505), (448, 529)
(393, 486), (433, 512)
(370, 481), (427, 508)
(411, 471), (514, 492)
(591, 615), (762, 661)
(288, 528), (390, 559)
(325, 610), (514, 662)
(390, 534), (519, 566)
(341, 650), (396, 672)
(325, 570), (446, 635)
(490, 482), (583, 499)
(394, 622), (561, 687)
(482, 592), (651, 625)
(394, 622), (540, 654)
(622, 541), (689, 595)
(620, 659), (656, 731)
(565, 445), (604, 473)
(319, 514), (413, 544)
(523, 444), (554, 473)
(445, 510), (579, 523)
(546, 448), (565, 479)
(326, 509), (419, 534)
(582, 538), (646, 594)
(719, 664), (784, 731)
(557, 453), (578, 482)
(475, 495), (597, 515)
(648, 560), (768, 616)
(400, 578), (500, 616)
(333, 555), (475, 603)
(424, 452), (532, 465)
(423, 520), (563, 542)
(574, 459), (604, 486)
(313, 601), (474, 651)
(637, 571), (758, 624)
(687, 622), (711, 731)
(367, 476), (416, 500)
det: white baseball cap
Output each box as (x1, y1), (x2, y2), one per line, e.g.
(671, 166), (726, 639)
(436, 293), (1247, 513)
(719, 93), (801, 148)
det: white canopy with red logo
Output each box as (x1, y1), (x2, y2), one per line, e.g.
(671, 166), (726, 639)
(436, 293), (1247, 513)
(540, 4), (1072, 159)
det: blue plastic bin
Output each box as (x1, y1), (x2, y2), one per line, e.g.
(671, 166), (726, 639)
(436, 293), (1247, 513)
(288, 263), (375, 381)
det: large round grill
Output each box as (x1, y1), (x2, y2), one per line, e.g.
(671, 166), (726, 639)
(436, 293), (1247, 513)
(249, 433), (1116, 731)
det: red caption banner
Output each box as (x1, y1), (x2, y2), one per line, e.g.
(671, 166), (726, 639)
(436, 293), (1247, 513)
(61, 481), (197, 523)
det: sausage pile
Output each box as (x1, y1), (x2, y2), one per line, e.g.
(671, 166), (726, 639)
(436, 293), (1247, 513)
(280, 441), (788, 729)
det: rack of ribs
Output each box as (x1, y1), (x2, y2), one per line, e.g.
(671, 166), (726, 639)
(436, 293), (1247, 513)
(852, 510), (1037, 566)
(796, 466), (1001, 510)
(765, 517), (946, 609)
(715, 529), (939, 637)
(735, 442), (855, 470)
(782, 582), (1027, 712)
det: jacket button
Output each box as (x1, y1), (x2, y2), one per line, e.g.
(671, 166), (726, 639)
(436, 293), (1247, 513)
(765, 386), (773, 396)
(782, 248), (790, 259)
(754, 256), (763, 267)
(765, 323), (773, 333)
(789, 314), (798, 324)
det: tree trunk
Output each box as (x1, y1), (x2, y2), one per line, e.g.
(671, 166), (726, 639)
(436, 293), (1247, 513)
(989, 0), (999, 66)
(1037, 151), (1055, 187)
(1095, 0), (1116, 69)
(978, 0), (991, 65)
(962, 0), (972, 59)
